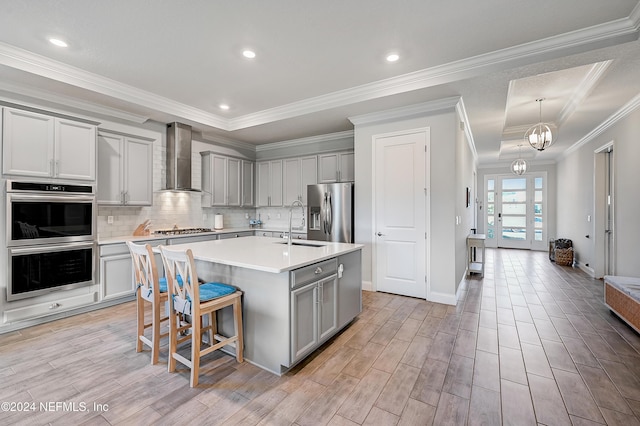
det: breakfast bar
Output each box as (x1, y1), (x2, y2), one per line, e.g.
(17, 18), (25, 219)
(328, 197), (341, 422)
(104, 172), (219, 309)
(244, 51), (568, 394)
(161, 236), (363, 375)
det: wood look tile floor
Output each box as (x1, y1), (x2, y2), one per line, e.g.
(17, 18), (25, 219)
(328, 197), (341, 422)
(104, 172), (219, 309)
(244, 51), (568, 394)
(2, 248), (640, 425)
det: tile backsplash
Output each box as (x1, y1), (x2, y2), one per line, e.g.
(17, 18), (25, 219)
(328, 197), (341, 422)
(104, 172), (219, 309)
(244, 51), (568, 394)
(97, 192), (254, 238)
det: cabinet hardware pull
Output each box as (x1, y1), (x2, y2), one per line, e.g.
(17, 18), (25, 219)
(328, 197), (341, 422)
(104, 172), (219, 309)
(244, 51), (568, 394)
(49, 303), (60, 309)
(55, 160), (59, 177)
(49, 159), (54, 176)
(314, 267), (323, 274)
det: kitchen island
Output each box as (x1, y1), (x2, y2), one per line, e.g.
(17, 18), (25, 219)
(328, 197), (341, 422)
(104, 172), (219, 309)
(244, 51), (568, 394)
(162, 236), (363, 375)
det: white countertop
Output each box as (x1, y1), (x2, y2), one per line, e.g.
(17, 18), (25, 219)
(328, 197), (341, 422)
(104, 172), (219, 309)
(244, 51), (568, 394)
(158, 236), (363, 273)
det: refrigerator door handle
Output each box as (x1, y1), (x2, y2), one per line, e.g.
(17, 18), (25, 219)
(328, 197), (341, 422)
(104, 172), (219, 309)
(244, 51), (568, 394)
(326, 192), (333, 235)
(320, 193), (327, 234)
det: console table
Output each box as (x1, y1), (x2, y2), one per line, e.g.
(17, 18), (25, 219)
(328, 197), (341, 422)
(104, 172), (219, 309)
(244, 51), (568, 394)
(467, 234), (486, 277)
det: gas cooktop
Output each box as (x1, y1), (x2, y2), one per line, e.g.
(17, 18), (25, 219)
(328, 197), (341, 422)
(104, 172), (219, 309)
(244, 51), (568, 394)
(153, 227), (213, 235)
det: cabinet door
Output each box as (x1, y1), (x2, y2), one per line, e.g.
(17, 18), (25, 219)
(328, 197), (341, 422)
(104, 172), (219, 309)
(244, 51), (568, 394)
(300, 156), (317, 205)
(242, 160), (254, 207)
(256, 161), (271, 207)
(269, 160), (283, 206)
(2, 108), (54, 178)
(124, 137), (153, 205)
(212, 155), (227, 206)
(55, 118), (97, 181)
(283, 158), (302, 206)
(100, 253), (134, 300)
(318, 153), (339, 183)
(339, 152), (354, 182)
(227, 158), (241, 206)
(319, 275), (338, 341)
(97, 133), (124, 204)
(291, 282), (318, 362)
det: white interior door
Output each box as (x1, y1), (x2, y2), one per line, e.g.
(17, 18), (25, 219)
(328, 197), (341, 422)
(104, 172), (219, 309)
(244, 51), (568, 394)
(374, 129), (427, 299)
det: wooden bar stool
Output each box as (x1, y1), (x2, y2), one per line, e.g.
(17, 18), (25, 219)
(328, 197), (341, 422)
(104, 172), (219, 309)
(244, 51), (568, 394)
(127, 241), (170, 365)
(159, 246), (244, 387)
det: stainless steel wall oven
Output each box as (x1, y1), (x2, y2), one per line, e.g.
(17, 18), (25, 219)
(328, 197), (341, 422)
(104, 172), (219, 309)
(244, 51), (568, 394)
(6, 181), (96, 301)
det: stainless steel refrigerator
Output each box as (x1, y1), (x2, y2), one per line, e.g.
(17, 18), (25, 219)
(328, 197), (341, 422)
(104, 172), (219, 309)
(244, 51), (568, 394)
(307, 182), (354, 243)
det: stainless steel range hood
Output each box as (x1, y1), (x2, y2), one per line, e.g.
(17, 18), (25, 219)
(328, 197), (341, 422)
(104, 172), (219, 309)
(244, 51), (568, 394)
(165, 122), (199, 191)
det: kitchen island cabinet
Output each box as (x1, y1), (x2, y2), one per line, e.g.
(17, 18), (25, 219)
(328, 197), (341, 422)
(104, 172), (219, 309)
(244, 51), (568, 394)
(163, 236), (362, 374)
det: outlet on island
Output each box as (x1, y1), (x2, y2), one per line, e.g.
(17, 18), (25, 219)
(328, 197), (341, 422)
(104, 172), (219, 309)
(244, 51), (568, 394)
(107, 216), (114, 224)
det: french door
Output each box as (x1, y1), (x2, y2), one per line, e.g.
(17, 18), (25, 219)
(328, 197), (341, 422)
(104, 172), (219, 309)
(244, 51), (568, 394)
(485, 173), (547, 250)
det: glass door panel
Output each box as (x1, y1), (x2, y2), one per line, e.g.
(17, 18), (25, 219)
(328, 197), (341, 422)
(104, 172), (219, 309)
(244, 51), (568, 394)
(499, 177), (528, 248)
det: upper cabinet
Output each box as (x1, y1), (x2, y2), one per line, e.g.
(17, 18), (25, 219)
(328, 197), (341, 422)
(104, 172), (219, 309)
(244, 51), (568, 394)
(201, 152), (253, 207)
(97, 132), (153, 206)
(283, 156), (317, 205)
(318, 151), (354, 183)
(242, 160), (254, 207)
(256, 160), (283, 207)
(2, 107), (97, 181)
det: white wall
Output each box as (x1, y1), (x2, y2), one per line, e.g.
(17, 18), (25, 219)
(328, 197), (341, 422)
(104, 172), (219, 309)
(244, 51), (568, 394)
(557, 106), (640, 277)
(353, 102), (471, 303)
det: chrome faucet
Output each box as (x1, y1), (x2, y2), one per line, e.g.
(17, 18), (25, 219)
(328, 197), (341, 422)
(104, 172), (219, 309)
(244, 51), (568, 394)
(288, 200), (305, 250)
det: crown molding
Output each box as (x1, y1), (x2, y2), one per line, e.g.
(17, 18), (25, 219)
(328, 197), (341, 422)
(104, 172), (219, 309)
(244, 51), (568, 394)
(0, 8), (637, 133)
(557, 61), (612, 126)
(198, 132), (257, 152)
(455, 98), (478, 165)
(0, 81), (149, 123)
(255, 130), (354, 152)
(0, 42), (229, 129)
(478, 159), (557, 169)
(348, 97), (461, 126)
(562, 92), (640, 158)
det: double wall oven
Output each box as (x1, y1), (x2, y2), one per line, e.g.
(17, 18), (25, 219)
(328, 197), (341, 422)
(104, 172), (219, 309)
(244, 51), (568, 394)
(6, 181), (96, 301)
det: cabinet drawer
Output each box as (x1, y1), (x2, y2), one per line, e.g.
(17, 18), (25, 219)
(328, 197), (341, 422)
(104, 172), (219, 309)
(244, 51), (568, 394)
(219, 231), (253, 239)
(3, 291), (97, 324)
(99, 239), (165, 256)
(291, 258), (337, 289)
(255, 231), (273, 237)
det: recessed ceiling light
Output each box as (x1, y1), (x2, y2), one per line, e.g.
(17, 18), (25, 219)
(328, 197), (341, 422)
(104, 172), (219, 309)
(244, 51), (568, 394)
(386, 53), (399, 62)
(49, 38), (68, 48)
(242, 50), (256, 59)
(219, 104), (230, 110)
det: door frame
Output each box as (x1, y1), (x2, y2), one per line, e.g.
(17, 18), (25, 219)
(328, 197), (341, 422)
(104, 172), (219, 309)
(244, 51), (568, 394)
(593, 141), (615, 278)
(371, 127), (430, 299)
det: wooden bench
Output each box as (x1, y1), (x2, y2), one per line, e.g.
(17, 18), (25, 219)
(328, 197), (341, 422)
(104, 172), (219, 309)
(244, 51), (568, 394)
(604, 275), (640, 333)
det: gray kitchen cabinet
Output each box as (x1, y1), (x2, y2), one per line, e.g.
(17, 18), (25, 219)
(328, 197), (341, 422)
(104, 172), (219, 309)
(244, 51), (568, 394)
(256, 160), (283, 207)
(219, 231), (253, 239)
(255, 230), (273, 237)
(201, 152), (247, 207)
(318, 151), (354, 183)
(99, 239), (164, 301)
(97, 132), (153, 206)
(283, 156), (317, 205)
(290, 259), (338, 363)
(167, 234), (218, 244)
(3, 107), (97, 181)
(242, 160), (254, 207)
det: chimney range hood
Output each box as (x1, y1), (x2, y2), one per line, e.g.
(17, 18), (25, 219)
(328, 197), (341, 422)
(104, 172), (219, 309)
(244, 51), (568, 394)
(165, 122), (199, 191)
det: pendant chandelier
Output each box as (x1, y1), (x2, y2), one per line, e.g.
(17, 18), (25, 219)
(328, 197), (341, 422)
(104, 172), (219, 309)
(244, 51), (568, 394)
(511, 144), (527, 175)
(524, 98), (554, 151)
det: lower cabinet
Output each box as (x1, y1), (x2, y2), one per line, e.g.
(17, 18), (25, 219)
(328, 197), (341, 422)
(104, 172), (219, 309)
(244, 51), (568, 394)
(99, 239), (164, 301)
(290, 265), (338, 363)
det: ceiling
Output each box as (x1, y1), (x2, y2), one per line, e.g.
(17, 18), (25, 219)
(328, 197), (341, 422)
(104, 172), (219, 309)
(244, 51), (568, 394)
(1, 0), (639, 165)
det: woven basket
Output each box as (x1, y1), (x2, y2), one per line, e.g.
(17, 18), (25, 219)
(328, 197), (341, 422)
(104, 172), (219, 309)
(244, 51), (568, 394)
(555, 247), (573, 266)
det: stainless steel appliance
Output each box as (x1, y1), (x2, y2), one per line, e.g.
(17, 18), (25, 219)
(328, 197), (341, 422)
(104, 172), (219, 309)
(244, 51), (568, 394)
(307, 182), (354, 243)
(6, 180), (96, 300)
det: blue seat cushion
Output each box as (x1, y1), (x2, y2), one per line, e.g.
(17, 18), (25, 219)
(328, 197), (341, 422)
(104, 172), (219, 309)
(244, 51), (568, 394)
(158, 275), (184, 293)
(197, 282), (236, 302)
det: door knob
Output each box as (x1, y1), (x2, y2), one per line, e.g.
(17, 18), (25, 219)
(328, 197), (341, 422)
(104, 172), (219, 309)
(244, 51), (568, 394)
(377, 232), (385, 237)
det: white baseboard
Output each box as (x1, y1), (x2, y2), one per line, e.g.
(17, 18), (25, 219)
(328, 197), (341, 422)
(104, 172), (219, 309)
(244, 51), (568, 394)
(577, 263), (595, 278)
(362, 280), (373, 292)
(428, 290), (457, 306)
